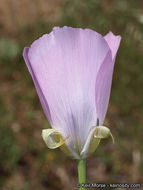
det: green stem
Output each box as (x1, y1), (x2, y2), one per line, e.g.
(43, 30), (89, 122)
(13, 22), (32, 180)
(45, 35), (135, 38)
(77, 159), (86, 190)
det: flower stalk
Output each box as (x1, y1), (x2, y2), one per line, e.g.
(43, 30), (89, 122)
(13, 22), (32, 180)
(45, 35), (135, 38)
(78, 159), (86, 190)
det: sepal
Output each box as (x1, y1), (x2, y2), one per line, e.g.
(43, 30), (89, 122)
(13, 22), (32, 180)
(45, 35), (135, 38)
(94, 126), (115, 144)
(42, 129), (69, 149)
(80, 126), (114, 158)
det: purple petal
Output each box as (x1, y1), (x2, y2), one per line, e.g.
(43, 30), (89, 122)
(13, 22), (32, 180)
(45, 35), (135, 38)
(23, 47), (52, 124)
(104, 31), (121, 60)
(96, 32), (121, 125)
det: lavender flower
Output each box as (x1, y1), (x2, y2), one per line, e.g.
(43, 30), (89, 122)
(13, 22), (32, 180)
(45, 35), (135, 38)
(23, 26), (121, 159)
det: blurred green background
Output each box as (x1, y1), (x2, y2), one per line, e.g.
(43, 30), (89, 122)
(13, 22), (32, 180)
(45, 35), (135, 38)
(0, 0), (143, 189)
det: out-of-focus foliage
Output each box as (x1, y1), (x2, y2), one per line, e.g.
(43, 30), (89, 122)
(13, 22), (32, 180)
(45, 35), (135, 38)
(0, 0), (143, 189)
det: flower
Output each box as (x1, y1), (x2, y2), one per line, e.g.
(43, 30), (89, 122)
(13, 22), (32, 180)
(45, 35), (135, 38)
(23, 26), (121, 159)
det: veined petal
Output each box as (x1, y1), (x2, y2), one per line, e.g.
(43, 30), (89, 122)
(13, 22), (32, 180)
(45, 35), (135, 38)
(23, 48), (52, 124)
(96, 32), (121, 125)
